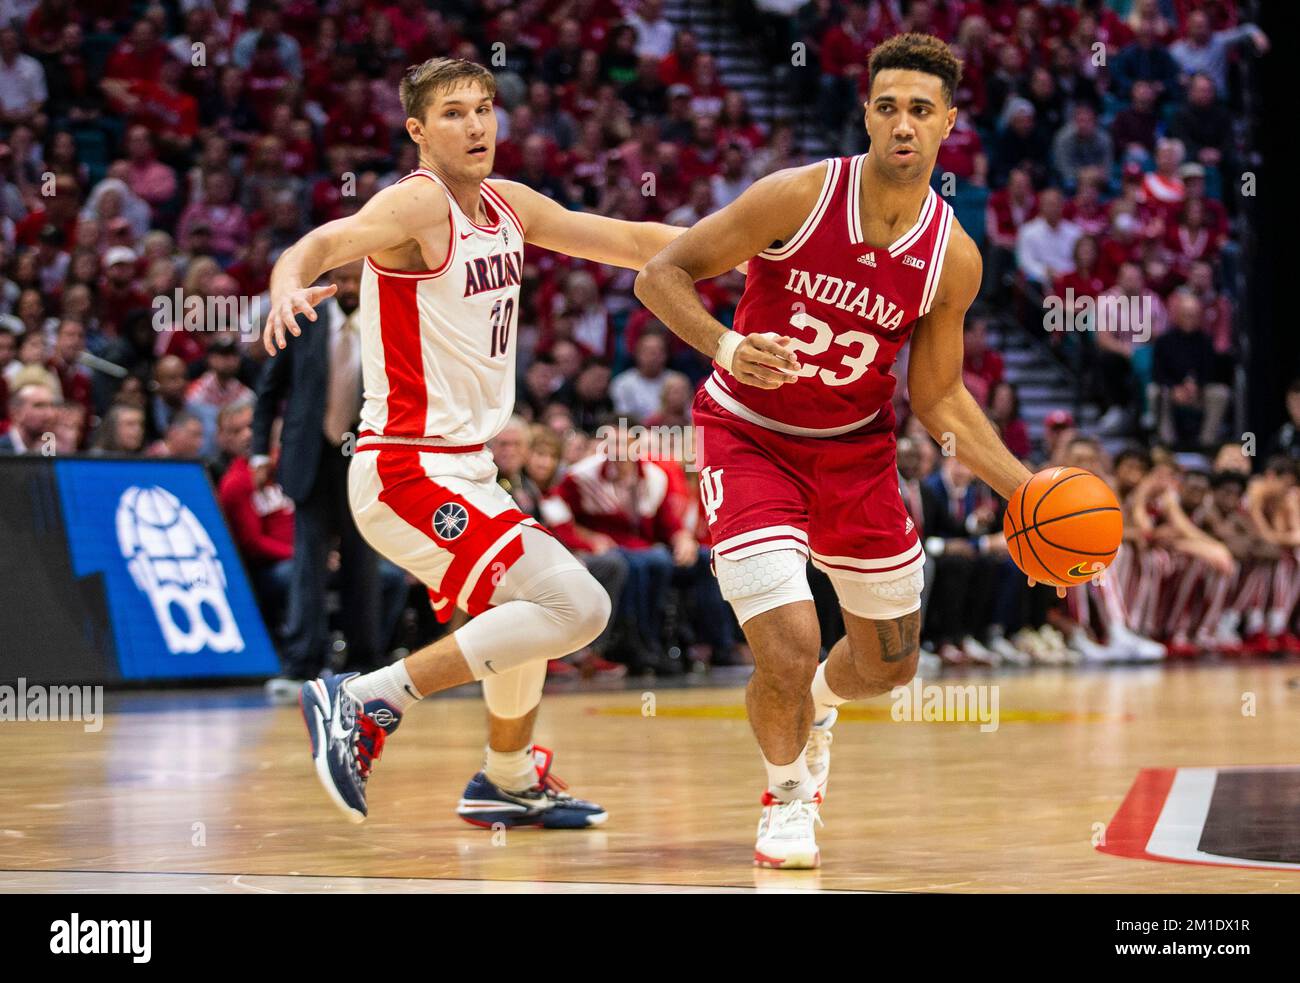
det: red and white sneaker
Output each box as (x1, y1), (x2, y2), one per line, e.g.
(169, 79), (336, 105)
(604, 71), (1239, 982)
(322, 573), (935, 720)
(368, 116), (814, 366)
(805, 709), (836, 800)
(754, 792), (823, 869)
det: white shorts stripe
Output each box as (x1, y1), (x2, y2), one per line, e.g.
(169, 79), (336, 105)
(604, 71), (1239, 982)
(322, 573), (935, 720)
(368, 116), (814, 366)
(704, 373), (879, 437)
(713, 525), (809, 554)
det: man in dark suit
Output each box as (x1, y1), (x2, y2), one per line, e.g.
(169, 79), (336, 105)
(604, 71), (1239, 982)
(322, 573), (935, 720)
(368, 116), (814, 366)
(251, 261), (397, 694)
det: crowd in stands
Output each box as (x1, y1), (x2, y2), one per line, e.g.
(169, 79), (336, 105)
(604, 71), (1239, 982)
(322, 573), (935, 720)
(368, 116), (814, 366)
(0, 0), (1288, 673)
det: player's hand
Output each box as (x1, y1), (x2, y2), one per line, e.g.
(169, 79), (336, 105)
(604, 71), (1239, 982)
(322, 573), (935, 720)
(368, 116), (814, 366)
(252, 461), (271, 489)
(670, 531), (698, 567)
(263, 283), (338, 356)
(1026, 576), (1069, 599)
(588, 533), (618, 555)
(732, 333), (801, 389)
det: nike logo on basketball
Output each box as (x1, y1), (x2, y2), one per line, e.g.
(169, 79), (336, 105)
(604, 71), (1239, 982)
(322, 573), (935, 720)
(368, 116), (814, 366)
(1068, 562), (1099, 579)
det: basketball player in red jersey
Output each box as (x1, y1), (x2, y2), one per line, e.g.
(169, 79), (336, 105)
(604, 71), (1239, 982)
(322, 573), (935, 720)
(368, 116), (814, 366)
(265, 59), (706, 829)
(637, 34), (1056, 868)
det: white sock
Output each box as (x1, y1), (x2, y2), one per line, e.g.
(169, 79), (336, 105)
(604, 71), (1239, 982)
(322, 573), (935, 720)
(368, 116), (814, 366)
(763, 751), (815, 802)
(1268, 608), (1288, 636)
(810, 661), (846, 724)
(485, 746), (537, 793)
(345, 660), (422, 713)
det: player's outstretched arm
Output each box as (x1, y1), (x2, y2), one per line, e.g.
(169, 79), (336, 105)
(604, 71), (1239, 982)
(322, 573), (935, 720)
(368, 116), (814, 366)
(633, 164), (825, 389)
(262, 179), (450, 355)
(907, 226), (1032, 502)
(490, 179), (700, 272)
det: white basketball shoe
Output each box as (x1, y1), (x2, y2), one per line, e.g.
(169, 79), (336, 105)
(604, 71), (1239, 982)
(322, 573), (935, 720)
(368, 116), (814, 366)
(754, 792), (823, 869)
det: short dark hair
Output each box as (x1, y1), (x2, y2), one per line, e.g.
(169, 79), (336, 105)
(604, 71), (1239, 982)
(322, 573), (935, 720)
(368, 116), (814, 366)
(868, 33), (963, 106)
(1210, 470), (1246, 493)
(1114, 445), (1152, 471)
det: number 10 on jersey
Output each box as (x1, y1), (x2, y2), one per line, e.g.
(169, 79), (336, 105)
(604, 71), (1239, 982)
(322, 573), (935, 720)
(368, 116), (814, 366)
(490, 297), (514, 358)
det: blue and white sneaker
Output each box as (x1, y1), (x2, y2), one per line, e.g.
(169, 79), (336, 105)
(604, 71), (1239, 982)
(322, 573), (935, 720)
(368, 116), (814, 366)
(300, 671), (402, 824)
(457, 745), (607, 829)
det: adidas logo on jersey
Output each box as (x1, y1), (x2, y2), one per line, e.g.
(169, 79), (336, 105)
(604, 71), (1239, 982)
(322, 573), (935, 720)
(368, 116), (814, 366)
(857, 251), (877, 267)
(901, 254), (926, 270)
(904, 516), (915, 534)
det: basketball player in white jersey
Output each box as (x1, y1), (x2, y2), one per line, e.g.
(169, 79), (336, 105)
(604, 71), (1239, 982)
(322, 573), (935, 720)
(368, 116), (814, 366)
(266, 58), (719, 828)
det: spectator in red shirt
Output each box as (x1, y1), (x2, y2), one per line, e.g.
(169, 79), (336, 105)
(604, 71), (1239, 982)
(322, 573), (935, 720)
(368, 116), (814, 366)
(1054, 235), (1108, 309)
(102, 57), (200, 157)
(14, 174), (80, 248)
(544, 428), (696, 671)
(177, 170), (250, 264)
(218, 400), (296, 633)
(47, 317), (93, 416)
(324, 78), (393, 166)
(988, 381), (1032, 460)
(1166, 197), (1223, 276)
(123, 126), (178, 223)
(104, 19), (167, 85)
(818, 1), (872, 126)
(98, 246), (150, 340)
(962, 316), (1004, 407)
(657, 28), (700, 86)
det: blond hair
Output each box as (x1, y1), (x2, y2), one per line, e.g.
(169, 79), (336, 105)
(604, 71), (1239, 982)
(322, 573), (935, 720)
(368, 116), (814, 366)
(400, 58), (497, 123)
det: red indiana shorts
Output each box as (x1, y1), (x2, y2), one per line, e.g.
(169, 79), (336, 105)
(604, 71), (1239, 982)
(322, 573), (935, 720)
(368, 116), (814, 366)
(693, 388), (924, 582)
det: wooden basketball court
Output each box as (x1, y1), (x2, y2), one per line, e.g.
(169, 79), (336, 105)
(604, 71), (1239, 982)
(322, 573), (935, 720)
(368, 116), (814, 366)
(3, 663), (1298, 893)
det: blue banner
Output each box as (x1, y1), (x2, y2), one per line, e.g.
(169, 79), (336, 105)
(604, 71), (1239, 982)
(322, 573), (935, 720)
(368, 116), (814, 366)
(54, 459), (278, 680)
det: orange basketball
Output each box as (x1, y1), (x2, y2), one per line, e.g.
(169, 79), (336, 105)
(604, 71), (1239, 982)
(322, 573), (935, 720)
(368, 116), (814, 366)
(1002, 467), (1123, 588)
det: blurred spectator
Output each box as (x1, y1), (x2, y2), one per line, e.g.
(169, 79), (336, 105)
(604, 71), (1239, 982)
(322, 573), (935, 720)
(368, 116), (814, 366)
(147, 408), (206, 459)
(987, 381), (1031, 460)
(611, 326), (673, 421)
(546, 428), (695, 673)
(1110, 80), (1159, 160)
(0, 26), (47, 127)
(1265, 379), (1300, 462)
(177, 170), (249, 264)
(628, 0), (676, 60)
(1169, 9), (1268, 96)
(0, 381), (56, 454)
(219, 399), (296, 637)
(961, 315), (1003, 406)
(1150, 289), (1231, 450)
(90, 401), (145, 456)
(1110, 11), (1180, 102)
(1169, 75), (1233, 173)
(1015, 188), (1081, 294)
(48, 318), (93, 419)
(186, 337), (253, 457)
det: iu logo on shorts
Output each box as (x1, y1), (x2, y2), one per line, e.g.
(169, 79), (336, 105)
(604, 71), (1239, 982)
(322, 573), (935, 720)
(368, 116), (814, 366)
(433, 502), (470, 540)
(699, 467), (725, 526)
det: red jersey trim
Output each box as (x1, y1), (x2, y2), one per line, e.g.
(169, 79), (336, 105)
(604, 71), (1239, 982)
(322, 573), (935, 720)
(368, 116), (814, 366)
(758, 158), (841, 262)
(482, 181), (526, 240)
(371, 175), (456, 278)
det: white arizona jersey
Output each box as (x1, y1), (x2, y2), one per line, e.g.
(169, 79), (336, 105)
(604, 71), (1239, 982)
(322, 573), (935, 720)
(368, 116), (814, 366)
(357, 168), (524, 450)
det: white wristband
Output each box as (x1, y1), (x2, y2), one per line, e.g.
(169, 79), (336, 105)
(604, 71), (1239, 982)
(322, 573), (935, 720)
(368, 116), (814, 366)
(714, 330), (745, 374)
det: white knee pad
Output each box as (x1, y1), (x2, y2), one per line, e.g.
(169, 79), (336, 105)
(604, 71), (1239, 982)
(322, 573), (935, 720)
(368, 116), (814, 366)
(455, 527), (612, 680)
(481, 660), (547, 719)
(830, 568), (924, 620)
(713, 548), (813, 625)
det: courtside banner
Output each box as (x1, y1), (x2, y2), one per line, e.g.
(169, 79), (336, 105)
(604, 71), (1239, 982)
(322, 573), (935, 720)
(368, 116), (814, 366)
(0, 457), (277, 683)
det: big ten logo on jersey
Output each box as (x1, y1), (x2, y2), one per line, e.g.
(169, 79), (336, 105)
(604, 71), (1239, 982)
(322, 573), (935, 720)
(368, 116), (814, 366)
(700, 466), (725, 525)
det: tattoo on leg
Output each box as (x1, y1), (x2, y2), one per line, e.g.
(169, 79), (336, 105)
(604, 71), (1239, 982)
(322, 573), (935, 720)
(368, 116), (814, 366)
(874, 612), (920, 663)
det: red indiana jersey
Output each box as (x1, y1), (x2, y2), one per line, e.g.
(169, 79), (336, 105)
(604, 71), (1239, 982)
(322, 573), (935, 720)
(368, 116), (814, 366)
(704, 154), (955, 437)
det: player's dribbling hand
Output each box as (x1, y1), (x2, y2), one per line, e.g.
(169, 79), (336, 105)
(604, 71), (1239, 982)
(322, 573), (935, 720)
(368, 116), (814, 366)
(732, 333), (801, 389)
(263, 283), (339, 356)
(1025, 577), (1069, 599)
